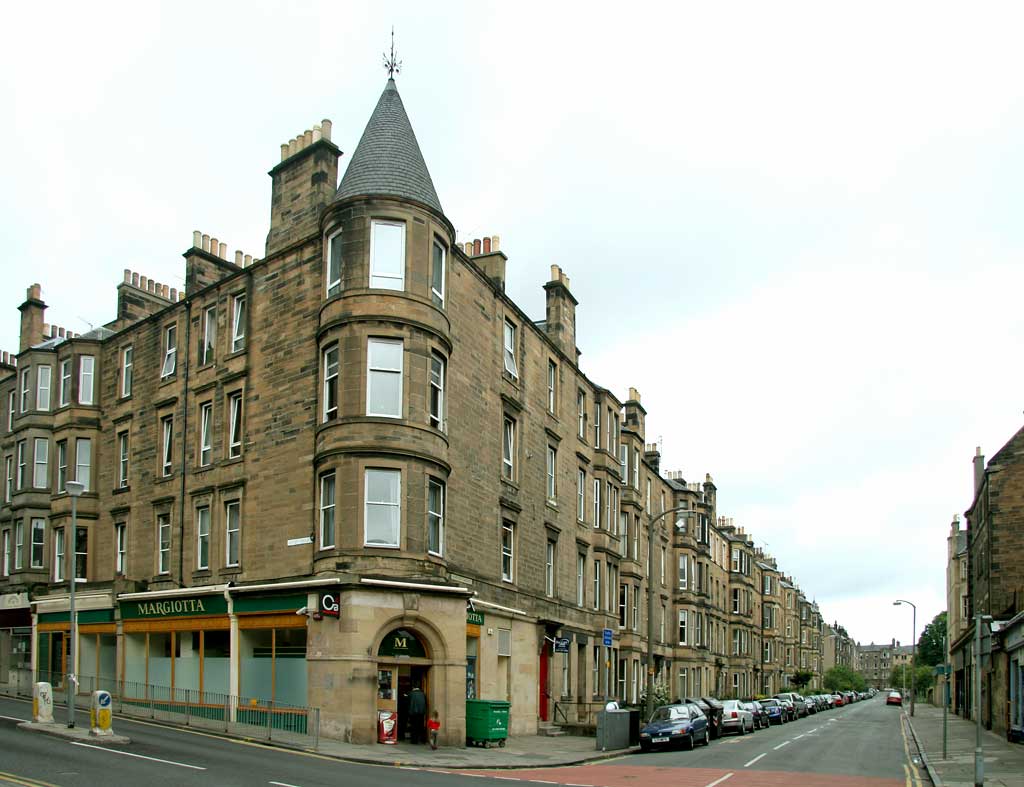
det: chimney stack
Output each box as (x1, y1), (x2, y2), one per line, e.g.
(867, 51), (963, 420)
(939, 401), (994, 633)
(973, 446), (985, 496)
(543, 264), (578, 357)
(467, 235), (507, 292)
(18, 283), (45, 352)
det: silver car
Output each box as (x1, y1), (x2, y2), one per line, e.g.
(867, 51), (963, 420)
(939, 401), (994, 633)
(720, 699), (755, 735)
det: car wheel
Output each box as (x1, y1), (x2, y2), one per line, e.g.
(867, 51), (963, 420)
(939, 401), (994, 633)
(703, 727), (710, 746)
(685, 732), (695, 751)
(640, 741), (651, 753)
(740, 720), (747, 735)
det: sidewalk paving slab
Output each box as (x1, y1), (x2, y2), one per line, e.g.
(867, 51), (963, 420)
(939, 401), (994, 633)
(905, 703), (1024, 787)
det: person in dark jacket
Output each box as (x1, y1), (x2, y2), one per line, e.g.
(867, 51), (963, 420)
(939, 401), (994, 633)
(408, 685), (427, 743)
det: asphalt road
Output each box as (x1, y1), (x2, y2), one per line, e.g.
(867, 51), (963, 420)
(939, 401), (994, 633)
(0, 695), (925, 787)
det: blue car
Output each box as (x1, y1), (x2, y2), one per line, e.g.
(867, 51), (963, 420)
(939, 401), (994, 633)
(639, 702), (710, 751)
(760, 698), (786, 725)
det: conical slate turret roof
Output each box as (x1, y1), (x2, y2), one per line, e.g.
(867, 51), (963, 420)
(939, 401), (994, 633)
(335, 79), (443, 214)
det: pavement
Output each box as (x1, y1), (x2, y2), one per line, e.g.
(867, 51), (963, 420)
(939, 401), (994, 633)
(17, 719), (131, 744)
(905, 701), (1024, 787)
(304, 732), (634, 769)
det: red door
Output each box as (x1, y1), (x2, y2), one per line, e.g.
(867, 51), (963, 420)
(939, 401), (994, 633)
(539, 646), (550, 722)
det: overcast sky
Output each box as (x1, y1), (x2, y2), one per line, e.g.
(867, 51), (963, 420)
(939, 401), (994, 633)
(3, 1), (1023, 648)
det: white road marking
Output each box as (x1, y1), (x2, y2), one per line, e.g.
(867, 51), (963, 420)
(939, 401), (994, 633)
(773, 740), (791, 750)
(794, 734), (805, 739)
(744, 753), (767, 767)
(0, 714), (26, 722)
(270, 782), (304, 787)
(705, 773), (734, 787)
(70, 742), (206, 770)
(490, 778), (521, 782)
(529, 782), (559, 785)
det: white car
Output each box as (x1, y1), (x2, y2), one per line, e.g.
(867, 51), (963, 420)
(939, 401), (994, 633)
(720, 699), (755, 735)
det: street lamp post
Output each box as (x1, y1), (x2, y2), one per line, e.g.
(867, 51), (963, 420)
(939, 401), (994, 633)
(65, 480), (85, 728)
(646, 506), (690, 721)
(894, 599), (917, 716)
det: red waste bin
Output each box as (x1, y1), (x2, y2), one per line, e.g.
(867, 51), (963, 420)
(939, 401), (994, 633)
(378, 710), (398, 744)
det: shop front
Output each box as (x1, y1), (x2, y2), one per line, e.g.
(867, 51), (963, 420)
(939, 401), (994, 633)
(1, 592), (31, 696)
(32, 591), (116, 695)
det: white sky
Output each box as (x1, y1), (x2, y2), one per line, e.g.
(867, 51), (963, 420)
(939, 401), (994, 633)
(3, 1), (1023, 648)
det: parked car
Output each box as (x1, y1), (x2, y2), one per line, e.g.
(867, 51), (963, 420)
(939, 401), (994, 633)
(640, 703), (711, 751)
(760, 698), (787, 725)
(803, 696), (817, 715)
(776, 696), (796, 721)
(886, 691), (903, 707)
(745, 700), (769, 729)
(775, 692), (806, 719)
(720, 699), (755, 735)
(684, 696), (724, 739)
(831, 693), (845, 707)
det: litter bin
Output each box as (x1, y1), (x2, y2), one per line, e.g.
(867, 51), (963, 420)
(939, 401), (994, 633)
(466, 699), (510, 747)
(596, 709), (631, 750)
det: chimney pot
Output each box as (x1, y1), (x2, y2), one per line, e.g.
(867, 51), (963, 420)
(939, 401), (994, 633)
(464, 242), (473, 255)
(58, 327), (65, 338)
(170, 288), (177, 301)
(132, 272), (139, 287)
(218, 242), (227, 259)
(321, 119), (332, 140)
(193, 230), (202, 248)
(244, 254), (252, 267)
(303, 129), (313, 147)
(202, 234), (211, 252)
(124, 269), (131, 283)
(140, 275), (148, 291)
(178, 292), (185, 301)
(280, 143), (289, 161)
(288, 138), (297, 156)
(473, 239), (481, 256)
(210, 237), (218, 254)
(312, 125), (322, 142)
(491, 235), (500, 252)
(42, 323), (50, 338)
(235, 250), (243, 266)
(483, 237), (491, 254)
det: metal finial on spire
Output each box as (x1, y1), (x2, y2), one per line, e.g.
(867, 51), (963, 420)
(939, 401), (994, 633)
(383, 27), (402, 79)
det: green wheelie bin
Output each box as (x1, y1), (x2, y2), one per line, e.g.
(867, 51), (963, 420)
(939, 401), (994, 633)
(465, 699), (510, 747)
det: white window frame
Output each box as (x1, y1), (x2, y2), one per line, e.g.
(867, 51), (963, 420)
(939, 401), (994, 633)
(19, 368), (29, 413)
(501, 521), (515, 582)
(679, 609), (688, 645)
(199, 402), (212, 466)
(364, 468), (401, 548)
(196, 506), (211, 570)
(37, 365), (51, 411)
(228, 392), (243, 458)
(157, 514), (171, 575)
(161, 325), (177, 378)
(593, 403), (600, 449)
(431, 239), (445, 306)
(232, 293), (246, 352)
(576, 553), (585, 606)
(679, 554), (688, 590)
(366, 338), (403, 418)
(225, 501), (240, 567)
(577, 469), (586, 521)
(545, 540), (555, 597)
(1, 530), (8, 578)
(33, 438), (48, 489)
(547, 360), (556, 413)
(161, 417), (173, 477)
(323, 344), (339, 422)
(3, 456), (11, 503)
(593, 559), (601, 610)
(319, 472), (336, 549)
(75, 437), (91, 491)
(73, 526), (87, 582)
(117, 431), (129, 488)
(54, 527), (65, 582)
(14, 520), (23, 570)
(56, 440), (66, 493)
(577, 389), (585, 437)
(121, 345), (133, 397)
(369, 219), (406, 290)
(502, 320), (518, 377)
(7, 390), (14, 430)
(327, 228), (343, 297)
(546, 446), (556, 501)
(59, 359), (71, 407)
(114, 522), (126, 574)
(592, 478), (600, 527)
(427, 477), (444, 557)
(202, 306), (216, 365)
(429, 352), (445, 430)
(502, 417), (515, 480)
(31, 517), (45, 569)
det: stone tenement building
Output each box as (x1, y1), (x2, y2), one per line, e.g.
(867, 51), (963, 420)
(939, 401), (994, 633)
(948, 437), (1024, 741)
(0, 76), (845, 743)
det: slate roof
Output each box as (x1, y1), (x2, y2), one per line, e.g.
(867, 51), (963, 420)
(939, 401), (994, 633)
(335, 79), (443, 214)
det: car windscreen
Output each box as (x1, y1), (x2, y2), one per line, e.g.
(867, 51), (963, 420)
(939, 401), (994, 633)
(651, 705), (690, 722)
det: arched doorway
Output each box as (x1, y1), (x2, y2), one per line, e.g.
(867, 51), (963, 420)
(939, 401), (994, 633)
(376, 627), (431, 743)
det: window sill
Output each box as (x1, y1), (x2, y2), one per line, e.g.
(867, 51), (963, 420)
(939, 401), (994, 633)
(193, 569), (212, 579)
(113, 485), (130, 495)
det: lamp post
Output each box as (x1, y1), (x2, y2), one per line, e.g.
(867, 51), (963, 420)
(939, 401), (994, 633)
(894, 599), (916, 716)
(645, 505), (690, 721)
(65, 480), (85, 728)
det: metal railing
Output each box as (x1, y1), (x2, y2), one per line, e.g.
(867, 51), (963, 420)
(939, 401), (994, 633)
(30, 671), (319, 749)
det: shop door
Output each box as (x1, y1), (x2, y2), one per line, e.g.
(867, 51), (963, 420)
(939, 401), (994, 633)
(539, 646), (550, 722)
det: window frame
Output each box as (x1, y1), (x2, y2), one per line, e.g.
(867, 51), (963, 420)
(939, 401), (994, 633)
(118, 431), (129, 488)
(37, 365), (51, 411)
(577, 389), (585, 438)
(319, 472), (336, 549)
(121, 345), (133, 397)
(323, 344), (339, 422)
(157, 513), (171, 575)
(161, 416), (173, 477)
(501, 521), (515, 583)
(369, 219), (406, 290)
(576, 469), (586, 521)
(502, 320), (518, 378)
(14, 520), (23, 570)
(431, 239), (445, 306)
(501, 417), (516, 480)
(75, 437), (91, 492)
(547, 360), (556, 413)
(576, 553), (585, 606)
(366, 338), (404, 418)
(364, 468), (401, 548)
(3, 455), (11, 503)
(225, 500), (240, 567)
(678, 609), (688, 645)
(33, 437), (48, 489)
(59, 359), (71, 407)
(195, 505), (211, 571)
(19, 368), (29, 413)
(56, 440), (66, 493)
(201, 306), (216, 365)
(327, 228), (343, 297)
(545, 539), (555, 597)
(228, 391), (243, 458)
(199, 402), (213, 467)
(429, 352), (445, 430)
(546, 445), (557, 501)
(427, 477), (445, 557)
(31, 517), (45, 569)
(161, 325), (177, 378)
(232, 293), (246, 353)
(54, 526), (65, 582)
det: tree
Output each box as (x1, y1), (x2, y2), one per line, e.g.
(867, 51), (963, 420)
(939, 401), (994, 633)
(917, 612), (947, 667)
(791, 670), (814, 690)
(889, 664), (935, 695)
(823, 665), (866, 692)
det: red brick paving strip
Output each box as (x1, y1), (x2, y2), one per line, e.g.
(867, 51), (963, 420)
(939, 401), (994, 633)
(450, 765), (906, 787)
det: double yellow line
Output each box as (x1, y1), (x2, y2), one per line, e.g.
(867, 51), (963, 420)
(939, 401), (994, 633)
(899, 716), (924, 787)
(0, 770), (59, 787)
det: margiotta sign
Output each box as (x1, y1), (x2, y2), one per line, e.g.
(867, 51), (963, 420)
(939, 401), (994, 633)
(137, 599), (208, 616)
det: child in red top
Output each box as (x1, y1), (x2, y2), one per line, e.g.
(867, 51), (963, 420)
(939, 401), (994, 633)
(427, 710), (441, 749)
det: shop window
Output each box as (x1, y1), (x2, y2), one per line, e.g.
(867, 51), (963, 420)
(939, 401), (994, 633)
(240, 626), (308, 705)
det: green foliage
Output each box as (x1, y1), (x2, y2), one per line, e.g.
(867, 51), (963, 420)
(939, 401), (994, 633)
(791, 670), (814, 690)
(917, 612), (947, 667)
(889, 664), (935, 694)
(639, 681), (672, 712)
(823, 665), (866, 692)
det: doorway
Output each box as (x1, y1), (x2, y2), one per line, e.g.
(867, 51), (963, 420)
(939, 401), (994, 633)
(378, 664), (430, 741)
(539, 645), (550, 722)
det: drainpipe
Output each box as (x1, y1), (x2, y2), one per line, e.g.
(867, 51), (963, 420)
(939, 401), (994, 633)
(178, 299), (192, 587)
